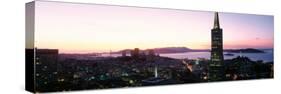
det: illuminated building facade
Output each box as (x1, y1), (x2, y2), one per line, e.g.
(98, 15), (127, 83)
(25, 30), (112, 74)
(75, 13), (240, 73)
(209, 12), (225, 81)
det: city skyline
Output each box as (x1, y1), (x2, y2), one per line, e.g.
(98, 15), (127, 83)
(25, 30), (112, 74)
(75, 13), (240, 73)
(25, 1), (274, 92)
(34, 1), (273, 53)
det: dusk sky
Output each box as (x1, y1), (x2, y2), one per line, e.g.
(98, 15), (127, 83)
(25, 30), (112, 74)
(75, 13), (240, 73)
(34, 1), (273, 53)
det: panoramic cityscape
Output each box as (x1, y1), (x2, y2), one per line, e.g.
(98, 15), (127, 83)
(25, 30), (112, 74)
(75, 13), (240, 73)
(26, 1), (273, 92)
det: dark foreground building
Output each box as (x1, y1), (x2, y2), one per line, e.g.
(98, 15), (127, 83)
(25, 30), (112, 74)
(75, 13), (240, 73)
(209, 12), (225, 81)
(33, 49), (59, 92)
(26, 48), (59, 92)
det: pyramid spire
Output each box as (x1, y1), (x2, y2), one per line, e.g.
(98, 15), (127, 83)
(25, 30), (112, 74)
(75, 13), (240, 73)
(213, 12), (220, 29)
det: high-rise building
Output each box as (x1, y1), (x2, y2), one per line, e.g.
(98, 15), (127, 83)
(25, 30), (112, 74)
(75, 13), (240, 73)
(34, 49), (59, 91)
(209, 12), (224, 81)
(131, 48), (140, 58)
(148, 49), (155, 56)
(122, 50), (127, 57)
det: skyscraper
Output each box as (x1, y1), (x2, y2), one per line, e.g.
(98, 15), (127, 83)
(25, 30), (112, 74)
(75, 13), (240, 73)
(209, 12), (224, 81)
(131, 48), (140, 58)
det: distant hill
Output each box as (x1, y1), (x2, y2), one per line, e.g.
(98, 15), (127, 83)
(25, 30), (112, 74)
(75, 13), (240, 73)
(114, 47), (209, 54)
(224, 48), (265, 53)
(113, 47), (265, 54)
(153, 47), (191, 53)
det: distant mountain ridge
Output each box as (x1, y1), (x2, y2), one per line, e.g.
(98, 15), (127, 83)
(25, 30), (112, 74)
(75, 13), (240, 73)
(153, 47), (191, 53)
(113, 47), (266, 54)
(114, 47), (208, 54)
(224, 48), (265, 53)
